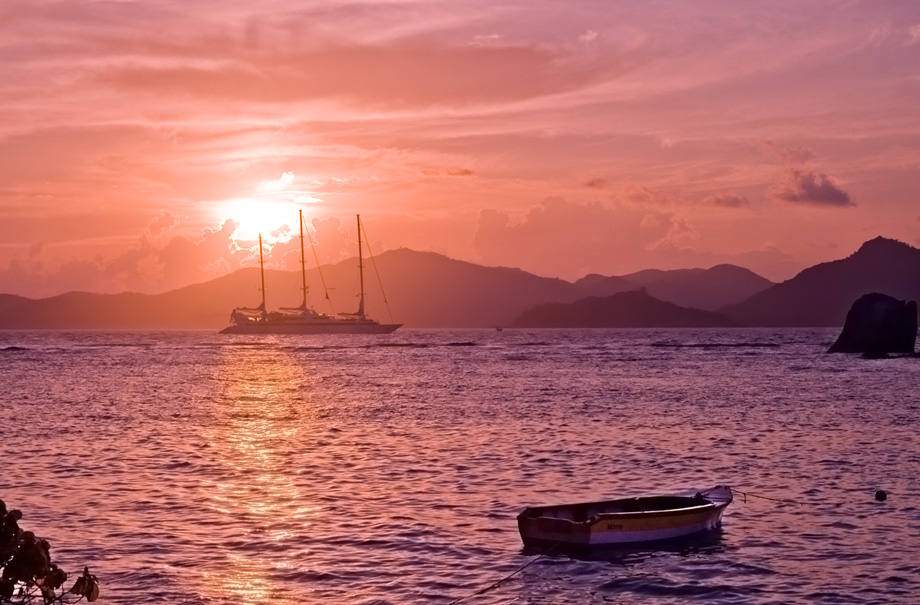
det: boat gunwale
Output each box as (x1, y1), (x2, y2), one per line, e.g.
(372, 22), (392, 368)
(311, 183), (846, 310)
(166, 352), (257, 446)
(519, 501), (721, 523)
(520, 494), (721, 512)
(519, 488), (733, 522)
(590, 501), (721, 520)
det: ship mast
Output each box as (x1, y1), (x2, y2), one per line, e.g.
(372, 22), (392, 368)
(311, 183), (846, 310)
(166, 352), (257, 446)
(356, 214), (365, 318)
(299, 209), (307, 311)
(258, 233), (267, 315)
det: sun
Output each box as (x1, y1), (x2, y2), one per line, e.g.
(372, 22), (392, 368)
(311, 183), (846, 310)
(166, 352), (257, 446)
(220, 199), (300, 243)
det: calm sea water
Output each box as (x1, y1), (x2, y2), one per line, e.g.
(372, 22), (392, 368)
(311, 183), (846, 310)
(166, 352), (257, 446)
(1, 329), (919, 604)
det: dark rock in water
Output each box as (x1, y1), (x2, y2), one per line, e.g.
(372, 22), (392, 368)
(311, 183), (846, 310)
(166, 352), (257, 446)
(828, 293), (918, 354)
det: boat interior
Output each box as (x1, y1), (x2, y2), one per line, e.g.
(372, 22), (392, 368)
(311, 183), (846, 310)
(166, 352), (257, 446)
(524, 495), (711, 522)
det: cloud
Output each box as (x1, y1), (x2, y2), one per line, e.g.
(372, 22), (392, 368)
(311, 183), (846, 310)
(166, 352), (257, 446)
(771, 168), (854, 207)
(702, 193), (749, 208)
(584, 177), (607, 188)
(471, 195), (808, 281)
(909, 24), (920, 44)
(472, 197), (678, 279)
(3, 0), (920, 295)
(0, 217), (252, 297)
(646, 213), (699, 250)
(780, 146), (816, 165)
(762, 143), (854, 208)
(446, 168), (475, 176)
(147, 211), (179, 237)
(761, 141), (815, 165)
(615, 182), (677, 205)
(309, 216), (352, 265)
(471, 34), (503, 47)
(100, 41), (600, 111)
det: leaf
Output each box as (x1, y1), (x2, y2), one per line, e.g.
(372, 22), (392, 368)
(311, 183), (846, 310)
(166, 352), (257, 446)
(69, 575), (86, 595)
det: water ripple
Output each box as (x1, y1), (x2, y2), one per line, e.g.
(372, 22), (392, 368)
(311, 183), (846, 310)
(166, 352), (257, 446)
(1, 328), (918, 604)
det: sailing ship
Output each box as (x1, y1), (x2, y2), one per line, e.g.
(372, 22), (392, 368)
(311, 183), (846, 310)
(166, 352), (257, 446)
(219, 213), (401, 334)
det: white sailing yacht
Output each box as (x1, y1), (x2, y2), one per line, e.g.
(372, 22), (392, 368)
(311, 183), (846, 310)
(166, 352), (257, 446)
(219, 213), (401, 334)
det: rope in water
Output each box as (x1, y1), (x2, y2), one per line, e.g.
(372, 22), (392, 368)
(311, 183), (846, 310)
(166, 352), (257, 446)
(733, 489), (802, 505)
(731, 487), (885, 507)
(447, 544), (557, 605)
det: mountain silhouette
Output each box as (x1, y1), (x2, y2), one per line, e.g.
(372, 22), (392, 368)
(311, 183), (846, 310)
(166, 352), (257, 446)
(0, 237), (914, 329)
(0, 249), (583, 329)
(722, 237), (920, 326)
(579, 264), (773, 310)
(0, 294), (29, 314)
(510, 289), (734, 328)
(343, 248), (581, 327)
(573, 273), (634, 293)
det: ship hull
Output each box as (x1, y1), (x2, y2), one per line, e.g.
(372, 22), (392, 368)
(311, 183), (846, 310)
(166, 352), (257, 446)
(219, 322), (401, 335)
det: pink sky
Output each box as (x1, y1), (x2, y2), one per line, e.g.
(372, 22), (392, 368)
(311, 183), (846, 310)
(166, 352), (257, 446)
(2, 0), (919, 297)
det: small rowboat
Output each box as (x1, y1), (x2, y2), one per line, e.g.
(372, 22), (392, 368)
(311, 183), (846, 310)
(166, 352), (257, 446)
(517, 485), (733, 548)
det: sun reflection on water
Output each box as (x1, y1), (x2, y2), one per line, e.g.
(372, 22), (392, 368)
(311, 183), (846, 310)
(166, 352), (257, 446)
(193, 344), (321, 603)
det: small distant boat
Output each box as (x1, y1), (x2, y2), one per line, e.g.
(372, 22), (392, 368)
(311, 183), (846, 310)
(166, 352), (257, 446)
(220, 213), (401, 335)
(517, 485), (732, 548)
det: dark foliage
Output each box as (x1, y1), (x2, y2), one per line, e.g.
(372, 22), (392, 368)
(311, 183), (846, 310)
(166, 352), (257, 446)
(0, 500), (99, 604)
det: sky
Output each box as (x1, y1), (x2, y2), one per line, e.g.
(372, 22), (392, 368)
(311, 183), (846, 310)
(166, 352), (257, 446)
(2, 0), (920, 298)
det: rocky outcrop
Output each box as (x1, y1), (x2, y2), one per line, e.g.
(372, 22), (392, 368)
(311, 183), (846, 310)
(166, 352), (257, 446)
(827, 293), (918, 354)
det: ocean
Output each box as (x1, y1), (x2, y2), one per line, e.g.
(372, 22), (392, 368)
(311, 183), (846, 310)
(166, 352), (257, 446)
(1, 329), (918, 604)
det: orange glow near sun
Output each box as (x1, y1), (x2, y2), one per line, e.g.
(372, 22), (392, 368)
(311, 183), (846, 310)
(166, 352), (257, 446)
(220, 199), (301, 243)
(219, 173), (323, 244)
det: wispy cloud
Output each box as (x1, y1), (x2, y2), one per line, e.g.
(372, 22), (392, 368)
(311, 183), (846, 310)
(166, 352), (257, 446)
(908, 24), (920, 44)
(702, 193), (749, 208)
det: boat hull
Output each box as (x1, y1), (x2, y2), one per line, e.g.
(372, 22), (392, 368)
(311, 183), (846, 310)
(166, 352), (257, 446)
(219, 322), (401, 335)
(518, 486), (732, 548)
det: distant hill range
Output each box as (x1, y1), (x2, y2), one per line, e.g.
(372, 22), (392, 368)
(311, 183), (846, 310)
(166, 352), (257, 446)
(0, 236), (917, 330)
(511, 289), (735, 328)
(576, 264), (772, 311)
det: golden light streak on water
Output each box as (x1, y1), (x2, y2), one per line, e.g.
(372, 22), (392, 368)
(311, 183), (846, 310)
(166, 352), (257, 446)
(195, 345), (320, 603)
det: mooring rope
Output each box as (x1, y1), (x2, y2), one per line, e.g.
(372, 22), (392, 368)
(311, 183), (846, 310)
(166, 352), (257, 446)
(734, 489), (803, 505)
(447, 544), (558, 605)
(730, 486), (890, 507)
